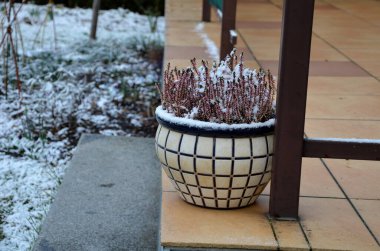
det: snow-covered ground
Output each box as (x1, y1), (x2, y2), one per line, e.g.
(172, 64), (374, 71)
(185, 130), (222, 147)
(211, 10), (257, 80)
(0, 4), (164, 250)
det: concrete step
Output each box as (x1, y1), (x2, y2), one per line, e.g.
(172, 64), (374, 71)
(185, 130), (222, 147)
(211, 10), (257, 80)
(33, 135), (161, 251)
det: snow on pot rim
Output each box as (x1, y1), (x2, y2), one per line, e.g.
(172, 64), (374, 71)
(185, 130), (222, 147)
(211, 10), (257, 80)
(155, 105), (275, 137)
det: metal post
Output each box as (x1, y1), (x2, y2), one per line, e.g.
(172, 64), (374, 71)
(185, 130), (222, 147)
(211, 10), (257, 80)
(90, 0), (101, 39)
(202, 0), (211, 22)
(220, 0), (237, 59)
(269, 0), (315, 219)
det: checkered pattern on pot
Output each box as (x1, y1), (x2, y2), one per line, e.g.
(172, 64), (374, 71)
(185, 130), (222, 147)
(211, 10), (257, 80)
(156, 124), (273, 209)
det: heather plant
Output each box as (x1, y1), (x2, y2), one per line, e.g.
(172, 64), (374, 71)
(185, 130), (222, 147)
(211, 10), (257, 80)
(158, 49), (276, 124)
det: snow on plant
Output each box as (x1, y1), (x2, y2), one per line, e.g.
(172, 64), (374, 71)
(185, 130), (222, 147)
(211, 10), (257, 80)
(158, 49), (276, 124)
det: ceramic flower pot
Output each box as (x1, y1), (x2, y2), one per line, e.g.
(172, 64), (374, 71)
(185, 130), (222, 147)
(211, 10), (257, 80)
(155, 106), (275, 209)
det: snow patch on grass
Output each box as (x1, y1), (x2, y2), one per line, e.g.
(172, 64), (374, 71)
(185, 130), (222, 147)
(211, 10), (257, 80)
(0, 4), (164, 250)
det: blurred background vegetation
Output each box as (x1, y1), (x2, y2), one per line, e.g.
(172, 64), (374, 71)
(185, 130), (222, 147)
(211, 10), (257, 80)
(30, 0), (165, 15)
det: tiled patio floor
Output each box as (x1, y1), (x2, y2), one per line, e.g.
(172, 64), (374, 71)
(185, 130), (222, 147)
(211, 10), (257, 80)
(161, 0), (380, 250)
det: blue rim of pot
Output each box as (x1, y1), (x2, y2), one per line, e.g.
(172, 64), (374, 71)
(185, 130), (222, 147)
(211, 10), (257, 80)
(155, 106), (275, 137)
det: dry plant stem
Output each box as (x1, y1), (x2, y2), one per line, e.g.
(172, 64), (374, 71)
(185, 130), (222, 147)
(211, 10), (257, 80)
(159, 50), (276, 124)
(51, 6), (57, 50)
(32, 4), (57, 50)
(1, 0), (25, 96)
(3, 38), (9, 96)
(8, 27), (21, 95)
(14, 19), (25, 64)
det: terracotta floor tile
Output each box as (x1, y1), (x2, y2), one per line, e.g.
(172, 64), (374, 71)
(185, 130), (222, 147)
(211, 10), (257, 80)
(237, 3), (282, 22)
(308, 77), (380, 95)
(251, 47), (279, 61)
(259, 60), (279, 74)
(299, 197), (379, 250)
(323, 159), (380, 200)
(165, 0), (202, 21)
(165, 46), (254, 62)
(352, 199), (380, 241)
(232, 48), (256, 60)
(163, 59), (193, 69)
(341, 48), (380, 61)
(165, 11), (201, 22)
(193, 30), (248, 50)
(308, 61), (369, 76)
(310, 48), (347, 62)
(306, 95), (380, 120)
(314, 27), (380, 41)
(244, 60), (261, 70)
(326, 0), (380, 27)
(270, 0), (282, 7)
(314, 3), (339, 10)
(166, 31), (205, 47)
(237, 21), (281, 29)
(299, 158), (344, 198)
(260, 60), (369, 77)
(262, 158), (344, 198)
(271, 220), (309, 250)
(162, 169), (176, 192)
(161, 193), (278, 249)
(309, 36), (348, 62)
(305, 119), (380, 139)
(318, 37), (380, 50)
(238, 12), (281, 22)
(165, 46), (212, 60)
(354, 60), (380, 79)
(165, 21), (199, 30)
(238, 29), (281, 48)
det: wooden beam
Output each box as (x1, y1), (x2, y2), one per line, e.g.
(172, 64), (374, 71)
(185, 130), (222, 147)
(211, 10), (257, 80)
(220, 0), (237, 59)
(303, 138), (380, 161)
(202, 0), (211, 22)
(269, 0), (315, 219)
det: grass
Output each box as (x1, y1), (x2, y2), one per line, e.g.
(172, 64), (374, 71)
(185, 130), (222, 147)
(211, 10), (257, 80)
(0, 195), (14, 242)
(0, 214), (4, 241)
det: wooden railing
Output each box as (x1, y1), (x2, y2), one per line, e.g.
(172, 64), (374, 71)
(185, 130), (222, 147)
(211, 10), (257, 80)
(202, 0), (237, 59)
(202, 0), (380, 219)
(269, 0), (380, 219)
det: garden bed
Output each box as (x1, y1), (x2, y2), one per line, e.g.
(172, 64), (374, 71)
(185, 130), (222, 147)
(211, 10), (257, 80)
(0, 4), (164, 250)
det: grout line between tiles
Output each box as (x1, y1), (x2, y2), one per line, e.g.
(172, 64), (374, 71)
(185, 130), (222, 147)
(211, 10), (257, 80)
(319, 158), (380, 246)
(322, 0), (380, 29)
(261, 194), (347, 200)
(350, 198), (380, 201)
(236, 29), (263, 69)
(268, 0), (380, 82)
(302, 133), (379, 246)
(308, 94), (380, 97)
(305, 117), (380, 122)
(311, 33), (380, 82)
(297, 220), (313, 251)
(267, 216), (281, 251)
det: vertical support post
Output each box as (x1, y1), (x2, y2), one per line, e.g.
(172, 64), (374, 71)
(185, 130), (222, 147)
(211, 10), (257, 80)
(269, 0), (315, 219)
(220, 0), (237, 59)
(90, 0), (101, 40)
(202, 0), (211, 22)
